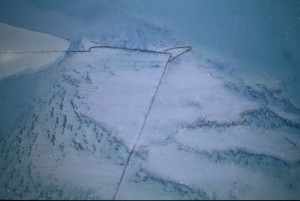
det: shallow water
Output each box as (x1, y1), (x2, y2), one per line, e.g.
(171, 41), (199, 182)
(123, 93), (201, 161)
(117, 0), (300, 105)
(0, 0), (300, 199)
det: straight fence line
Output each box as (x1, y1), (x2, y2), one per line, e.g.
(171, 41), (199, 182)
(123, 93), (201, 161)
(96, 45), (191, 200)
(0, 45), (191, 56)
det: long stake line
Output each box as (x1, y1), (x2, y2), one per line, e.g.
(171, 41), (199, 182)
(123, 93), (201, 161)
(1, 44), (192, 199)
(95, 45), (191, 200)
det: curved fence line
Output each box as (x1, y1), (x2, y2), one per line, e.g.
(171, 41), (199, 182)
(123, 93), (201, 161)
(164, 46), (192, 62)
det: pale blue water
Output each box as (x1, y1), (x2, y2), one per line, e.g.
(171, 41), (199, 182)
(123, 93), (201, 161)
(0, 0), (300, 199)
(1, 0), (299, 102)
(117, 0), (300, 104)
